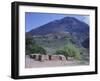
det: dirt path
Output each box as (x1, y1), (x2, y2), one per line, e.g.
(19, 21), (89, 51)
(25, 55), (88, 68)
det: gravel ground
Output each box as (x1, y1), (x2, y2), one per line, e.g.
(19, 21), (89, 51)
(25, 55), (89, 68)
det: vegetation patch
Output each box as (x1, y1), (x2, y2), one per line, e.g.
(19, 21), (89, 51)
(55, 43), (81, 60)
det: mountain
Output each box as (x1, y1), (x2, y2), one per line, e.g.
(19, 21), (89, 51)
(82, 38), (89, 48)
(28, 17), (89, 36)
(27, 17), (89, 47)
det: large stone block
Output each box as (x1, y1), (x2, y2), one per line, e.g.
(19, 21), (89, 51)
(29, 54), (36, 58)
(59, 55), (66, 61)
(29, 54), (40, 60)
(39, 55), (49, 61)
(50, 55), (60, 60)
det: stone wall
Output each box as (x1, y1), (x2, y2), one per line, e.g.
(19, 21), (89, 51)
(29, 54), (66, 62)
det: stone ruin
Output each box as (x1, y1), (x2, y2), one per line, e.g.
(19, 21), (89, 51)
(29, 54), (66, 62)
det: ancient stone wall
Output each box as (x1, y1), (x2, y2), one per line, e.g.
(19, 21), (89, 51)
(29, 54), (66, 61)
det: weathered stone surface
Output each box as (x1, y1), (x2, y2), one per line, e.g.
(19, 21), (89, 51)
(35, 54), (40, 60)
(29, 54), (40, 60)
(39, 55), (49, 61)
(29, 54), (36, 58)
(50, 55), (60, 60)
(59, 55), (66, 61)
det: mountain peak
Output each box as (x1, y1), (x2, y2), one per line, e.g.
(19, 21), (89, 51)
(62, 17), (78, 20)
(28, 17), (89, 36)
(59, 17), (80, 24)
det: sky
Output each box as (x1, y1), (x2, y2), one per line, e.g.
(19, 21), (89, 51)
(25, 12), (89, 32)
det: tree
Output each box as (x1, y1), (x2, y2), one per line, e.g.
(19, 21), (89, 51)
(55, 43), (81, 60)
(30, 45), (46, 54)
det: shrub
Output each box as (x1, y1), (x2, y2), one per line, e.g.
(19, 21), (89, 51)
(30, 45), (46, 54)
(55, 49), (68, 59)
(55, 43), (81, 60)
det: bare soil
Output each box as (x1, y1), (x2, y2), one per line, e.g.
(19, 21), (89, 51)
(25, 55), (89, 68)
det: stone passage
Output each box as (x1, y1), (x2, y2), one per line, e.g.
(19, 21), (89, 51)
(29, 54), (66, 62)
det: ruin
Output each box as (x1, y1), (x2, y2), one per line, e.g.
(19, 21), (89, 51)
(29, 54), (66, 61)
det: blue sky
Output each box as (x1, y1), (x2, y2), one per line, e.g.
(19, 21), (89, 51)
(25, 12), (89, 32)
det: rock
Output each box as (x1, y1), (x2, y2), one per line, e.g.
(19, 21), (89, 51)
(59, 55), (66, 61)
(29, 54), (40, 60)
(35, 54), (40, 60)
(29, 54), (36, 58)
(50, 55), (60, 60)
(39, 55), (49, 62)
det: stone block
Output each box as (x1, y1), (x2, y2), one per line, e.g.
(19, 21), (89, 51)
(59, 55), (66, 61)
